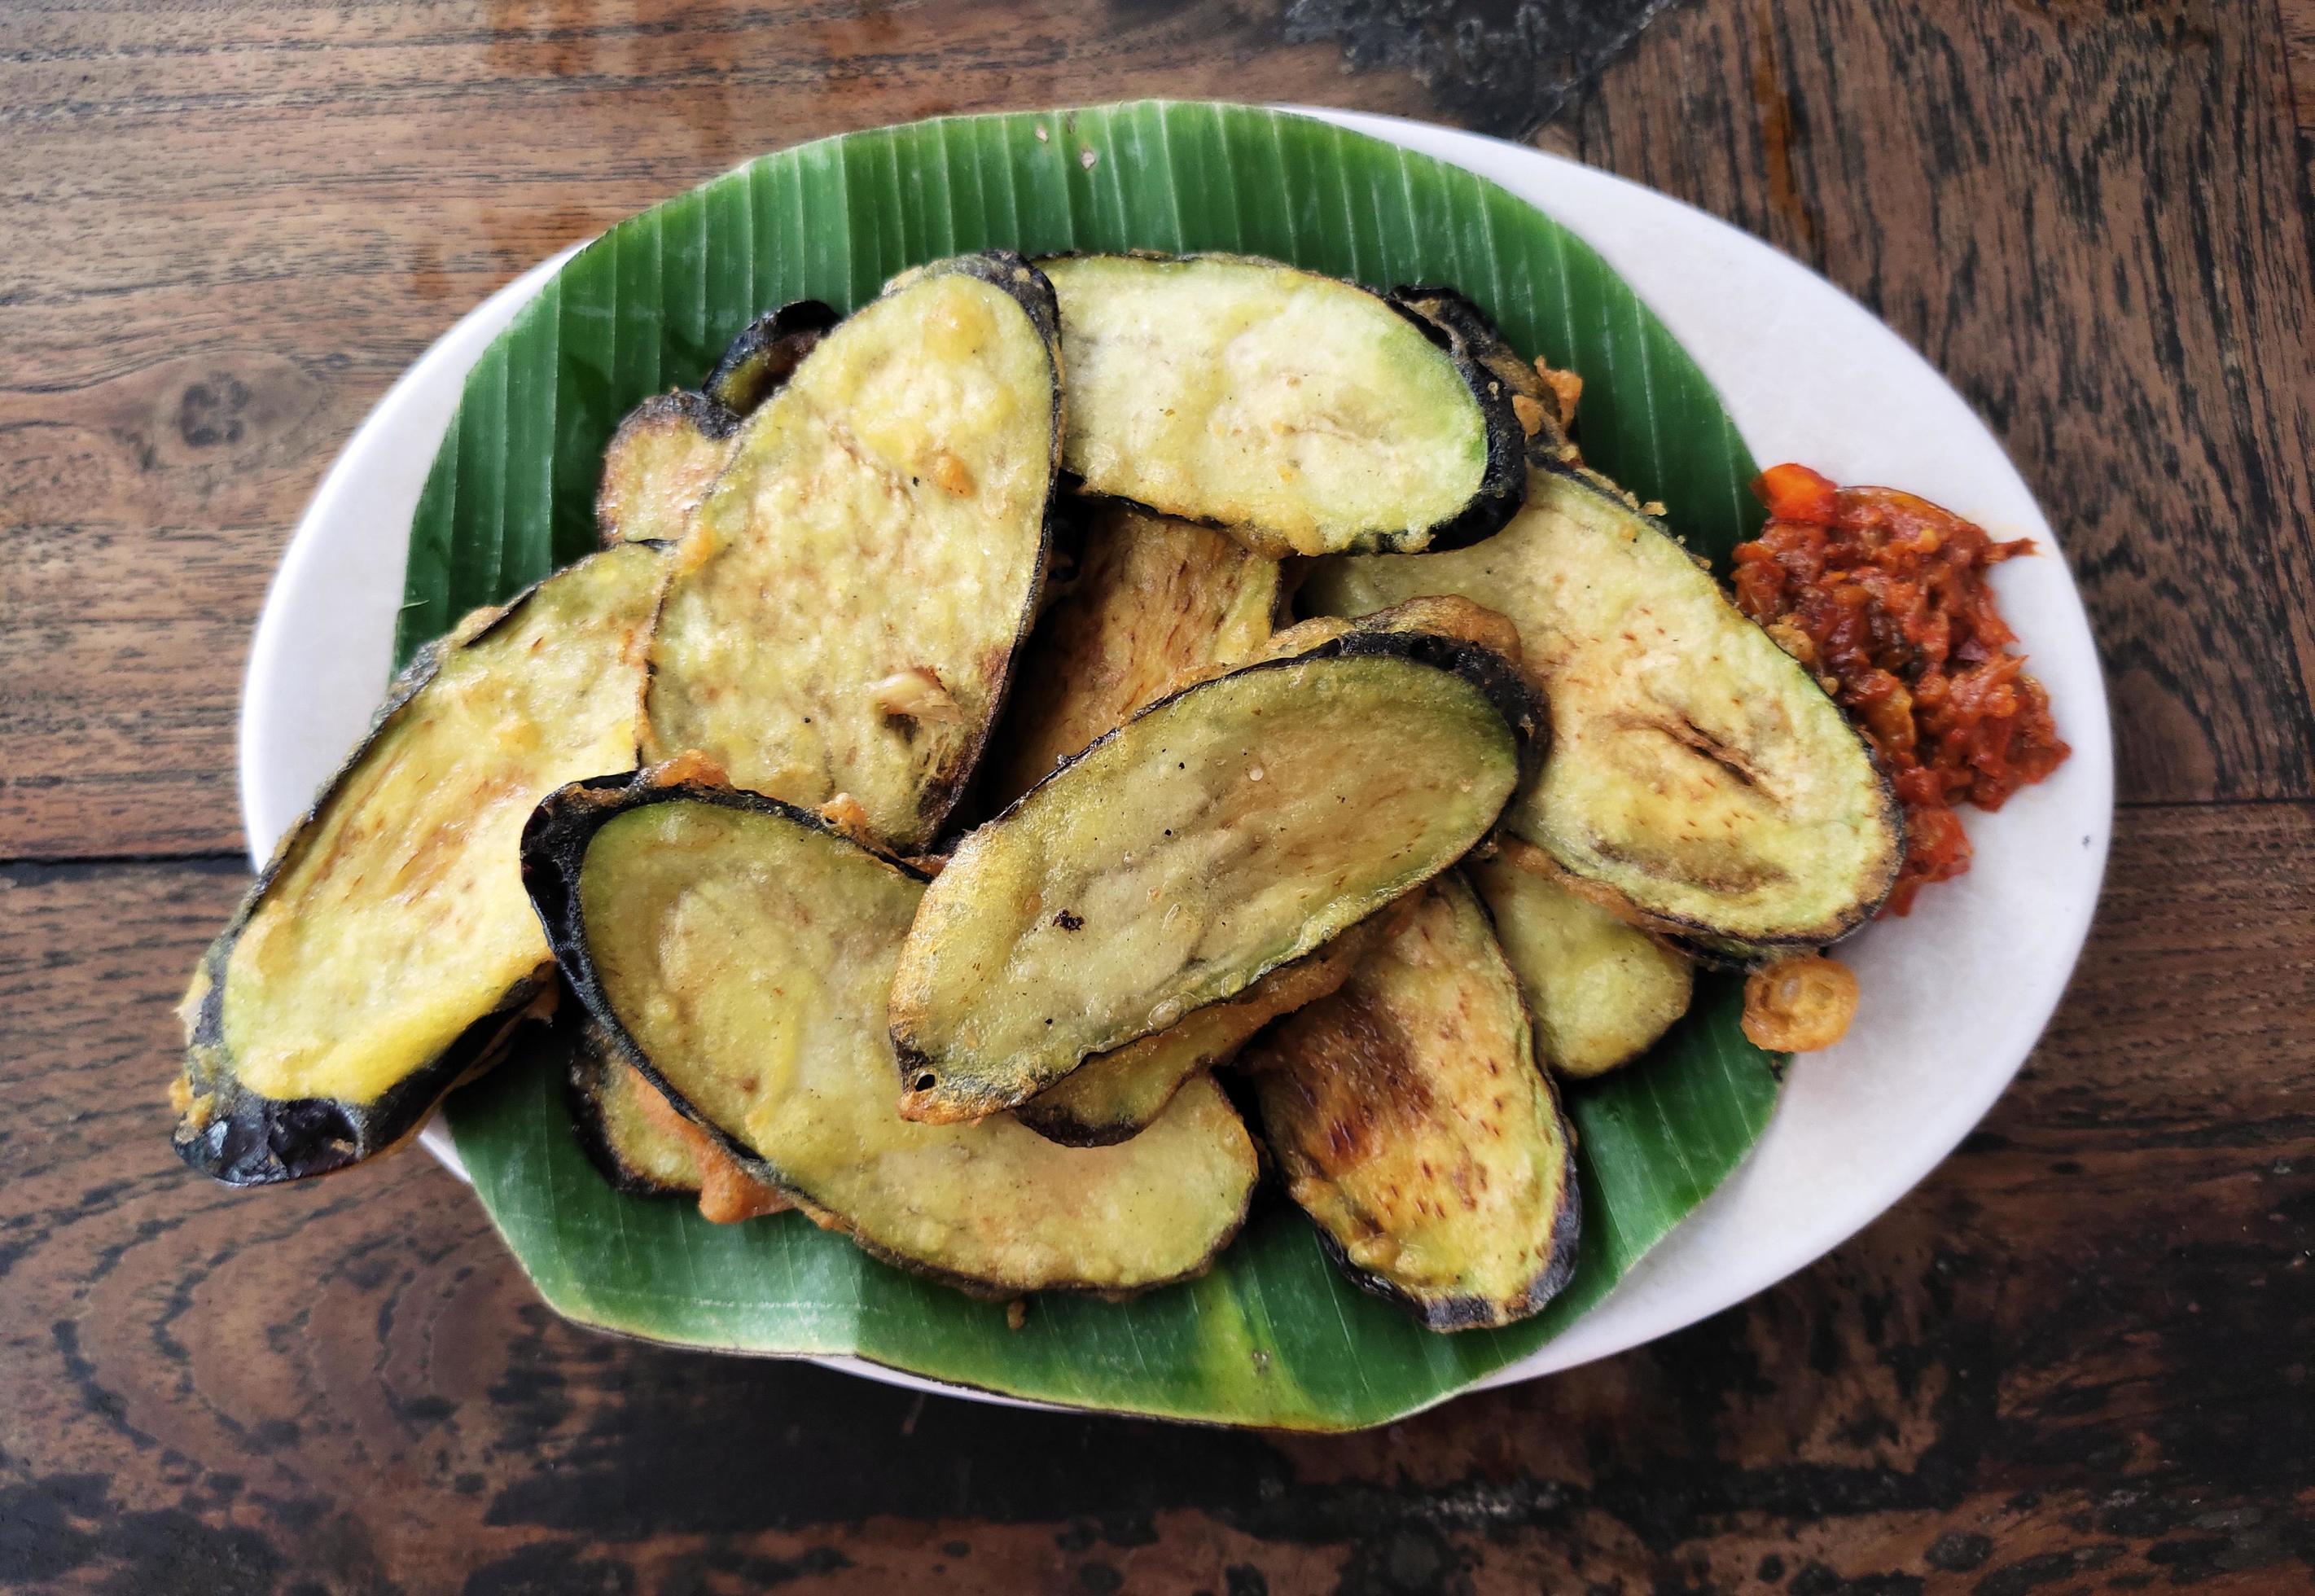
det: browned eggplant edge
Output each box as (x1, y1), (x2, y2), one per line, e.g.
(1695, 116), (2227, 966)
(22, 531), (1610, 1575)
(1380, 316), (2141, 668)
(1255, 882), (1582, 1332)
(564, 1018), (695, 1200)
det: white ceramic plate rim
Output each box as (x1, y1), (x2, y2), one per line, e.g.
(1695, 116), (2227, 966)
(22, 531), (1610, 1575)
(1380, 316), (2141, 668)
(239, 104), (2112, 1418)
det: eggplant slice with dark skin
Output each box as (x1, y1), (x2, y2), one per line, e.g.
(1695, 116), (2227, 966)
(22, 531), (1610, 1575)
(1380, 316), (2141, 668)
(524, 769), (1260, 1299)
(1243, 874), (1581, 1331)
(596, 301), (840, 548)
(567, 1027), (706, 1199)
(567, 1026), (791, 1220)
(1304, 460), (1903, 952)
(594, 392), (741, 548)
(173, 542), (667, 1186)
(971, 502), (1294, 1145)
(1038, 253), (1528, 557)
(644, 252), (1063, 851)
(701, 299), (841, 414)
(888, 612), (1542, 1126)
(1016, 923), (1379, 1147)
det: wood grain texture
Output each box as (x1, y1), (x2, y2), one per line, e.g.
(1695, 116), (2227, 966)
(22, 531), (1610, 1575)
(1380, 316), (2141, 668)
(6, 0), (2314, 1589)
(2286, 0), (2315, 134)
(1565, 0), (2315, 807)
(2, 803), (2308, 1593)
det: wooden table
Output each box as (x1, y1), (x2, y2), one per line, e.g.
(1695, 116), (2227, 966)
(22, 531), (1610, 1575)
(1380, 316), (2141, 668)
(5, 2), (2312, 1590)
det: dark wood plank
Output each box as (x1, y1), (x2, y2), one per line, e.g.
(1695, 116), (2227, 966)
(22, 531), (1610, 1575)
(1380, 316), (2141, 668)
(4, 800), (2308, 1593)
(1567, 0), (2315, 806)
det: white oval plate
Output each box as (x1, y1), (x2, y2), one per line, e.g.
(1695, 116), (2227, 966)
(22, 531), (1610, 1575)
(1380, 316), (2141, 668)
(241, 107), (2111, 1411)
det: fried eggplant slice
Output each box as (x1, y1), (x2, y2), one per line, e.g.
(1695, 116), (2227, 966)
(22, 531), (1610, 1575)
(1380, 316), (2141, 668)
(977, 502), (1287, 1147)
(1243, 875), (1580, 1331)
(172, 543), (665, 1186)
(1039, 253), (1524, 557)
(527, 776), (1258, 1297)
(1468, 840), (1693, 1078)
(702, 299), (840, 414)
(1017, 923), (1377, 1148)
(568, 1036), (791, 1220)
(987, 503), (1280, 802)
(594, 392), (741, 547)
(1304, 463), (1902, 949)
(646, 254), (1061, 849)
(888, 624), (1540, 1124)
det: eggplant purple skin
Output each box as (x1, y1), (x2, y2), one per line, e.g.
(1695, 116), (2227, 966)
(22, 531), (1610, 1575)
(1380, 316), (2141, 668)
(702, 300), (841, 414)
(519, 772), (933, 1197)
(626, 387), (741, 443)
(1035, 252), (1533, 555)
(170, 553), (647, 1187)
(887, 623), (1546, 1094)
(1381, 282), (1546, 546)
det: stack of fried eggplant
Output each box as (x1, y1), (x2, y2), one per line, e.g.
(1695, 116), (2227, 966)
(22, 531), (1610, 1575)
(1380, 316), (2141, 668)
(173, 252), (1898, 1327)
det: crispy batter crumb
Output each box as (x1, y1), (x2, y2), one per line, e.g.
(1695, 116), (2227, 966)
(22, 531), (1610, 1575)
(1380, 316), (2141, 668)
(653, 748), (730, 787)
(1742, 954), (1859, 1052)
(816, 793), (876, 844)
(926, 449), (976, 497)
(1535, 360), (1583, 428)
(872, 667), (962, 723)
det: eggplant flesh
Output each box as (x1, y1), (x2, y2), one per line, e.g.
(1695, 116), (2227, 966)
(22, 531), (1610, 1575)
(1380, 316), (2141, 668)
(1304, 463), (1902, 949)
(1243, 875), (1580, 1331)
(1468, 841), (1693, 1078)
(986, 503), (1280, 805)
(1040, 253), (1524, 557)
(594, 392), (740, 547)
(645, 253), (1061, 850)
(173, 542), (665, 1186)
(888, 623), (1538, 1125)
(526, 775), (1257, 1297)
(597, 301), (841, 549)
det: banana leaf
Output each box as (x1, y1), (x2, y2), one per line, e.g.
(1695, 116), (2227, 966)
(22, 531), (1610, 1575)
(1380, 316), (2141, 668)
(414, 102), (1780, 1430)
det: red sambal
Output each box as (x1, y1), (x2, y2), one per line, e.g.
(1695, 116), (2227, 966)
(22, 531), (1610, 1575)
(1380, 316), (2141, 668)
(1732, 463), (2069, 915)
